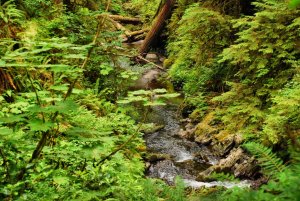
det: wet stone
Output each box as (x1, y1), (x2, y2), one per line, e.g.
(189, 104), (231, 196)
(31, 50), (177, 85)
(147, 160), (192, 184)
(197, 147), (258, 180)
(147, 153), (172, 163)
(145, 53), (159, 61)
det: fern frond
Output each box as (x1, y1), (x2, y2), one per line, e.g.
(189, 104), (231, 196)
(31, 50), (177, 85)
(243, 142), (286, 176)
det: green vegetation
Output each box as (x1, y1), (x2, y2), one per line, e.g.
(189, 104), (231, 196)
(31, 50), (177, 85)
(169, 0), (300, 144)
(0, 0), (184, 200)
(0, 0), (300, 200)
(166, 0), (300, 200)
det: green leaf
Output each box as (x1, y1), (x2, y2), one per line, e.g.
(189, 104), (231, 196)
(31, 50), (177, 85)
(28, 119), (54, 132)
(53, 176), (69, 185)
(0, 60), (5, 66)
(129, 90), (151, 96)
(290, 0), (300, 8)
(10, 108), (22, 114)
(156, 93), (180, 98)
(100, 64), (113, 75)
(38, 100), (78, 114)
(63, 54), (86, 59)
(144, 101), (166, 106)
(243, 142), (286, 176)
(0, 115), (25, 124)
(0, 127), (13, 135)
(153, 88), (168, 94)
(117, 99), (132, 104)
(50, 84), (69, 92)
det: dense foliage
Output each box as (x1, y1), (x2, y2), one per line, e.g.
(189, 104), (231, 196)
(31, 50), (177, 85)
(167, 0), (300, 200)
(1, 0), (300, 200)
(0, 0), (185, 200)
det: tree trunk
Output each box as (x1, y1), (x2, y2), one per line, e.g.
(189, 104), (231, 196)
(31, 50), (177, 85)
(139, 0), (175, 55)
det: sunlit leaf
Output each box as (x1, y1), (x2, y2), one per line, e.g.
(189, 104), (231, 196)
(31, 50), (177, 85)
(50, 84), (69, 91)
(0, 127), (13, 135)
(28, 119), (54, 132)
(53, 176), (69, 185)
(153, 88), (168, 94)
(0, 115), (25, 123)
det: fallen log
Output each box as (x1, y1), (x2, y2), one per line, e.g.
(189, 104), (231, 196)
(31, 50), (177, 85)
(97, 14), (147, 41)
(133, 33), (147, 41)
(139, 0), (175, 55)
(108, 15), (141, 24)
(127, 28), (149, 38)
(107, 18), (130, 35)
(102, 16), (131, 41)
(123, 29), (149, 42)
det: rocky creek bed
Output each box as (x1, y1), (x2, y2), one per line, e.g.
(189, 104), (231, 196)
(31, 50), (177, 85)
(130, 52), (260, 189)
(144, 104), (254, 189)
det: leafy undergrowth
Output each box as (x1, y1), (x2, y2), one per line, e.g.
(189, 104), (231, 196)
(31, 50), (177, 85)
(166, 0), (300, 200)
(168, 0), (300, 144)
(1, 0), (300, 200)
(0, 1), (187, 200)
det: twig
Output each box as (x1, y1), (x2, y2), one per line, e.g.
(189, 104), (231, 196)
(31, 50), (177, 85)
(136, 55), (166, 71)
(25, 68), (45, 123)
(106, 0), (111, 11)
(17, 130), (49, 180)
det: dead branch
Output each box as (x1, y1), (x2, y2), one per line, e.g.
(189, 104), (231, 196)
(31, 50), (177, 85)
(136, 55), (165, 71)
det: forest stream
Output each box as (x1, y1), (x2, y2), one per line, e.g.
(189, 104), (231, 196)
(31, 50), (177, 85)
(133, 56), (251, 189)
(144, 101), (251, 189)
(1, 1), (300, 200)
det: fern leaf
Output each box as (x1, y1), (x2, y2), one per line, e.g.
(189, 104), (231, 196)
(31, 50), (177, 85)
(243, 142), (286, 176)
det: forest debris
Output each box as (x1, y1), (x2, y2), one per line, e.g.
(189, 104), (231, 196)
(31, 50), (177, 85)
(136, 55), (165, 71)
(0, 69), (17, 92)
(127, 28), (149, 38)
(133, 32), (147, 41)
(104, 16), (131, 36)
(108, 14), (141, 24)
(100, 14), (148, 42)
(123, 29), (149, 42)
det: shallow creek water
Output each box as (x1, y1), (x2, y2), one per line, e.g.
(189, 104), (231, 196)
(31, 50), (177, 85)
(126, 53), (251, 188)
(144, 104), (250, 188)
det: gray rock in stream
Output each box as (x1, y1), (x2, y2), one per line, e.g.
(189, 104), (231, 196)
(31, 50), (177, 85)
(178, 123), (196, 140)
(148, 160), (193, 184)
(145, 53), (159, 61)
(133, 69), (161, 90)
(197, 147), (258, 181)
